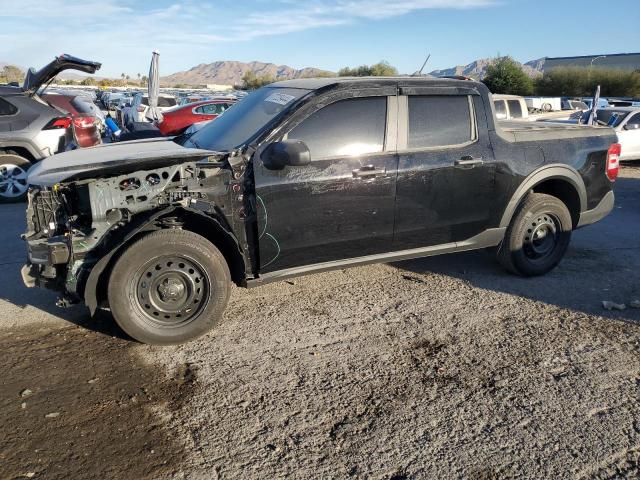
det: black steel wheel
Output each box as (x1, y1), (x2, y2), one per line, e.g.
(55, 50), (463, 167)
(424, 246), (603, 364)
(497, 193), (572, 276)
(521, 213), (560, 264)
(108, 229), (231, 345)
(135, 255), (210, 327)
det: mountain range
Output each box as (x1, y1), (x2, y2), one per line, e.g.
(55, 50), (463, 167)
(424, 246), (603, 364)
(2, 57), (547, 86)
(161, 57), (546, 86)
(160, 60), (334, 86)
(428, 57), (545, 79)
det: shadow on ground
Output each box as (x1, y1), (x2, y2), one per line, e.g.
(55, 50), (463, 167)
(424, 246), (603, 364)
(0, 324), (197, 480)
(393, 174), (640, 325)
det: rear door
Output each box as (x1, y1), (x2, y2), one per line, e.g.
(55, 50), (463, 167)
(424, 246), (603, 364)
(393, 90), (497, 250)
(253, 89), (398, 273)
(618, 112), (640, 160)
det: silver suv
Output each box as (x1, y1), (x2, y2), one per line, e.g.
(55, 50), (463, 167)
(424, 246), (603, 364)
(0, 54), (101, 202)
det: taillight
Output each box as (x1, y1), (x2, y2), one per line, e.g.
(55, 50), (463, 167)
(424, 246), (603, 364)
(73, 116), (95, 130)
(43, 117), (72, 130)
(606, 143), (621, 182)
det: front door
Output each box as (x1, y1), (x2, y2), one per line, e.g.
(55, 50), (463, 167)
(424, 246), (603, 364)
(253, 93), (398, 273)
(393, 93), (497, 250)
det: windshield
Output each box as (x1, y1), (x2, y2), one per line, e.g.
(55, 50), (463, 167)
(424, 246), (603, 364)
(185, 87), (309, 151)
(596, 110), (630, 127)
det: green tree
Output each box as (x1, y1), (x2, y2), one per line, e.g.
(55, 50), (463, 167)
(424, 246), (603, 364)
(482, 56), (534, 95)
(81, 77), (98, 86)
(241, 70), (275, 90)
(99, 78), (112, 87)
(338, 61), (398, 77)
(141, 75), (149, 86)
(1, 65), (24, 83)
(535, 67), (640, 97)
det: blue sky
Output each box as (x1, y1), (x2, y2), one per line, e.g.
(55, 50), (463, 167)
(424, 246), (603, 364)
(0, 0), (638, 77)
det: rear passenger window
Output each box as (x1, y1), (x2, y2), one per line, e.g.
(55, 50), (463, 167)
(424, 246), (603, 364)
(494, 100), (507, 119)
(287, 97), (386, 159)
(507, 100), (523, 118)
(0, 97), (17, 116)
(627, 113), (640, 127)
(408, 96), (474, 149)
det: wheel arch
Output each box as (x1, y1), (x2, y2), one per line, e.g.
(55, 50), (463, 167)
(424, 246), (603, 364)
(83, 207), (246, 315)
(499, 164), (587, 229)
(0, 141), (42, 162)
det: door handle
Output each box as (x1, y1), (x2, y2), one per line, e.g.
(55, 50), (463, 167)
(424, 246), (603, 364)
(353, 165), (386, 178)
(454, 156), (484, 167)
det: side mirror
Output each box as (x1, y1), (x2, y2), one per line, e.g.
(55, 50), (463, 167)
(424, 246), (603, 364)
(262, 140), (311, 170)
(624, 123), (640, 130)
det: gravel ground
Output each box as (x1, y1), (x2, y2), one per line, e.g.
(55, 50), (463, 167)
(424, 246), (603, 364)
(1, 167), (640, 479)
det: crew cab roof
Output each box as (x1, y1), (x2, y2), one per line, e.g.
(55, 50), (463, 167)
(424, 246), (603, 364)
(267, 76), (485, 92)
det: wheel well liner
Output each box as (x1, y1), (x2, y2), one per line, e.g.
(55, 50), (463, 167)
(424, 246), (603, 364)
(499, 165), (587, 229)
(83, 207), (246, 315)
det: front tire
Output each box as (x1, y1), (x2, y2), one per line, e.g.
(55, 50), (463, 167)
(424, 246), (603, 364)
(0, 153), (31, 203)
(108, 230), (231, 345)
(497, 193), (572, 276)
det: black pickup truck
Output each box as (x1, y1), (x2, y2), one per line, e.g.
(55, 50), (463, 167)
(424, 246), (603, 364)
(22, 77), (619, 344)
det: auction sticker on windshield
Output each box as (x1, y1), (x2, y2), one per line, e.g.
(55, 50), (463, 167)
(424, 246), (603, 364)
(264, 92), (296, 105)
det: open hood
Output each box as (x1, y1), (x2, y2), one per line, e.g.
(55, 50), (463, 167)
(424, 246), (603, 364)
(28, 138), (225, 186)
(22, 54), (102, 95)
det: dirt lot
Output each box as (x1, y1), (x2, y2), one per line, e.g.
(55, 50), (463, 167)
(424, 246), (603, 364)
(1, 167), (640, 479)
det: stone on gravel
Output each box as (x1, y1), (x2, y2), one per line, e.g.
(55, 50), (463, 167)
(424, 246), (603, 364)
(602, 300), (626, 311)
(19, 389), (32, 398)
(45, 412), (60, 418)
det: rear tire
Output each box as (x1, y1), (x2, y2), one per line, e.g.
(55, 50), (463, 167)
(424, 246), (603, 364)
(497, 193), (572, 276)
(0, 153), (31, 203)
(108, 230), (231, 345)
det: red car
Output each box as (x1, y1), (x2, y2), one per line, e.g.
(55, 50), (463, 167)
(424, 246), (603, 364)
(42, 93), (101, 148)
(157, 99), (235, 136)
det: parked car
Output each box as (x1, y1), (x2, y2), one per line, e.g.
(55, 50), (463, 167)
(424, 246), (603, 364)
(562, 99), (589, 111)
(606, 99), (640, 108)
(41, 92), (102, 148)
(121, 93), (178, 128)
(0, 54), (100, 202)
(105, 92), (128, 111)
(492, 94), (528, 120)
(582, 97), (610, 110)
(178, 96), (209, 106)
(594, 107), (640, 161)
(23, 77), (618, 344)
(156, 99), (235, 136)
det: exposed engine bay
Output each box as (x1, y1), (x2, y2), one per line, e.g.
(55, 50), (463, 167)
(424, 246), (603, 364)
(22, 154), (247, 307)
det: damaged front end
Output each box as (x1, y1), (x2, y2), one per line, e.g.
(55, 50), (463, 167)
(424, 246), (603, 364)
(22, 140), (248, 310)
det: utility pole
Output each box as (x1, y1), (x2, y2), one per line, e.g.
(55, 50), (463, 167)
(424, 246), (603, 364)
(588, 55), (606, 83)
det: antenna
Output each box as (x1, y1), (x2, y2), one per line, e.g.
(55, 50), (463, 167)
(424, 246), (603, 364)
(414, 53), (431, 76)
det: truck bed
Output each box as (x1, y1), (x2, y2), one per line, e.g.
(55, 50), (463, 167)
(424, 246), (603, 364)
(497, 120), (615, 143)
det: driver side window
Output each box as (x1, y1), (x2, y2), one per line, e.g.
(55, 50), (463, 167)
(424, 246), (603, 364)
(287, 97), (387, 160)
